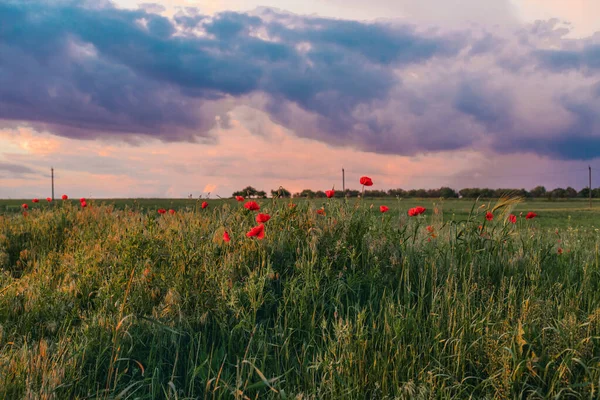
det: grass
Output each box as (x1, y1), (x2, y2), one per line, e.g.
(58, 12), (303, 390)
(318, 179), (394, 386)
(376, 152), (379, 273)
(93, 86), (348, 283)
(1, 197), (600, 398)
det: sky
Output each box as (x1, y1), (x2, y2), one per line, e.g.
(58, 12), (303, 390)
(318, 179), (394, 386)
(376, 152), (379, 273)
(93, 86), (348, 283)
(1, 0), (600, 199)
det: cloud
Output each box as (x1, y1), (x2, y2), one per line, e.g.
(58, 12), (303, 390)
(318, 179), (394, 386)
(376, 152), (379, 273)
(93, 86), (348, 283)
(0, 0), (600, 161)
(0, 162), (37, 177)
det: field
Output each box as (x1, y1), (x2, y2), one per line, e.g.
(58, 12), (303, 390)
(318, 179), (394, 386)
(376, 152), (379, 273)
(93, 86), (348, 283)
(1, 197), (600, 398)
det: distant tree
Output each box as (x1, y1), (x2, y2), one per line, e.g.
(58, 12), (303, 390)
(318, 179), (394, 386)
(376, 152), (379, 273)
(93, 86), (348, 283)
(530, 186), (546, 198)
(579, 187), (591, 198)
(271, 187), (291, 198)
(256, 190), (267, 199)
(296, 189), (315, 198)
(438, 187), (458, 198)
(314, 190), (326, 198)
(232, 186), (259, 198)
(388, 188), (407, 197)
(565, 187), (578, 198)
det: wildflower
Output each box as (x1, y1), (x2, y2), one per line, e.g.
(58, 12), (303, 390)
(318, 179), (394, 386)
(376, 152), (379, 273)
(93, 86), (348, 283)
(22, 211), (28, 217)
(157, 208), (166, 214)
(508, 214), (517, 224)
(325, 189), (335, 198)
(246, 224), (265, 239)
(22, 203), (29, 209)
(201, 201), (208, 209)
(80, 201), (87, 208)
(223, 231), (231, 242)
(32, 198), (39, 203)
(289, 203), (297, 209)
(62, 194), (68, 200)
(557, 247), (563, 255)
(380, 205), (389, 213)
(169, 209), (176, 215)
(426, 225), (434, 233)
(408, 206), (426, 216)
(235, 196), (244, 202)
(359, 176), (373, 186)
(526, 212), (537, 220)
(80, 198), (86, 203)
(256, 213), (271, 223)
(485, 211), (493, 221)
(478, 225), (483, 231)
(46, 197), (52, 202)
(244, 201), (260, 211)
(316, 208), (326, 215)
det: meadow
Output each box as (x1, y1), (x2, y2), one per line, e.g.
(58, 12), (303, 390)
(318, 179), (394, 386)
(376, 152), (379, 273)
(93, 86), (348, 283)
(1, 196), (600, 398)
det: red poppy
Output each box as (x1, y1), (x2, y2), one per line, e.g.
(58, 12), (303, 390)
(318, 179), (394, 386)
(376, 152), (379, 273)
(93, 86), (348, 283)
(158, 208), (166, 214)
(223, 231), (231, 242)
(22, 203), (29, 209)
(359, 176), (373, 186)
(235, 196), (245, 202)
(380, 205), (389, 213)
(80, 201), (87, 208)
(246, 224), (265, 239)
(169, 209), (176, 215)
(256, 213), (271, 223)
(201, 201), (208, 209)
(525, 212), (537, 220)
(557, 247), (563, 255)
(62, 194), (68, 200)
(426, 225), (434, 233)
(289, 203), (297, 209)
(316, 208), (325, 215)
(80, 198), (86, 203)
(325, 190), (335, 198)
(46, 197), (52, 202)
(485, 211), (493, 221)
(408, 206), (426, 216)
(508, 214), (517, 224)
(32, 198), (39, 203)
(244, 201), (260, 211)
(22, 211), (28, 217)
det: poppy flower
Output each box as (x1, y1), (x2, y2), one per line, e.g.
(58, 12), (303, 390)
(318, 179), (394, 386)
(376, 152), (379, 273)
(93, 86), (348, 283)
(485, 211), (493, 221)
(256, 213), (271, 223)
(359, 176), (373, 186)
(235, 196), (245, 202)
(223, 231), (231, 242)
(508, 214), (517, 224)
(80, 198), (86, 203)
(32, 198), (39, 203)
(22, 203), (29, 209)
(62, 194), (68, 200)
(244, 201), (260, 211)
(426, 225), (434, 233)
(289, 203), (297, 209)
(325, 190), (335, 198)
(201, 201), (208, 209)
(557, 247), (563, 255)
(22, 211), (28, 217)
(46, 197), (52, 202)
(525, 212), (537, 220)
(380, 205), (389, 213)
(246, 224), (265, 239)
(80, 201), (87, 208)
(158, 208), (166, 214)
(408, 206), (426, 216)
(316, 208), (326, 215)
(169, 209), (176, 215)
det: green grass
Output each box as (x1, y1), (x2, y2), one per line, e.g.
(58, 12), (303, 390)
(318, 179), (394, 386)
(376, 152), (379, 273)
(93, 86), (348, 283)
(1, 197), (600, 398)
(2, 197), (600, 229)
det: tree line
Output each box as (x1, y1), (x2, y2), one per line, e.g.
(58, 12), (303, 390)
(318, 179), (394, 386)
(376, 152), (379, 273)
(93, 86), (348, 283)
(232, 185), (600, 199)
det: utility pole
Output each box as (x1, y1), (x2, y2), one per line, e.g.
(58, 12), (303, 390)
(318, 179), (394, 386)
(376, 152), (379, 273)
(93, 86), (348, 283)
(51, 167), (54, 201)
(342, 168), (345, 193)
(590, 165), (592, 209)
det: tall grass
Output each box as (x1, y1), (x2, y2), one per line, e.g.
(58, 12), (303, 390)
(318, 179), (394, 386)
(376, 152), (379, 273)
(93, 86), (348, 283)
(1, 198), (599, 399)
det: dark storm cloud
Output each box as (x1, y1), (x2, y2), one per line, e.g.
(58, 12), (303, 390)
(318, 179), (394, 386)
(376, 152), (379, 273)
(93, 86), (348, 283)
(0, 162), (37, 177)
(1, 1), (600, 160)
